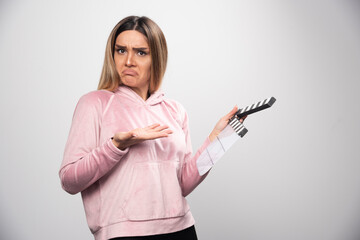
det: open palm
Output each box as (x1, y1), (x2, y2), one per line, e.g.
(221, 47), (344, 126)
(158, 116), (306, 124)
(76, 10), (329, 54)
(112, 123), (173, 150)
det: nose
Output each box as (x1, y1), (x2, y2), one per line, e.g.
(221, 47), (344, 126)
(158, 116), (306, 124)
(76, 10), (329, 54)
(125, 52), (135, 67)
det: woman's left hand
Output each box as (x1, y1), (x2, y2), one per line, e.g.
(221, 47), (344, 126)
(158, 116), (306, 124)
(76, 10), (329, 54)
(208, 106), (247, 142)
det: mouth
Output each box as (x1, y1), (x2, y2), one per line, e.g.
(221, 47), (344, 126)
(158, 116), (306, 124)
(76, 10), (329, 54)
(122, 69), (137, 76)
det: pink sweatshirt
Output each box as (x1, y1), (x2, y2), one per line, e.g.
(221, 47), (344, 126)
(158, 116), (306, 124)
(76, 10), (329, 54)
(59, 85), (211, 240)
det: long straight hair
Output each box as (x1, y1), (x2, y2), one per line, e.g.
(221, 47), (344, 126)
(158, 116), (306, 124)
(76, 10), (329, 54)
(97, 16), (168, 94)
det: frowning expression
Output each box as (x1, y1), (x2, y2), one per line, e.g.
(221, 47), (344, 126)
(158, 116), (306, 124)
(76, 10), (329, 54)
(114, 30), (151, 97)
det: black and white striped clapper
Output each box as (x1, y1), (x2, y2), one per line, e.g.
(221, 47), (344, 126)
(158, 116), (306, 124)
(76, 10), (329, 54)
(235, 97), (276, 119)
(228, 96), (276, 137)
(228, 118), (248, 138)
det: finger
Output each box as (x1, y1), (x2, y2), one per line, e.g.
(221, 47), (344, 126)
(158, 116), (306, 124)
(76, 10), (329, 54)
(144, 123), (161, 130)
(239, 115), (247, 123)
(224, 105), (238, 120)
(162, 129), (173, 134)
(145, 131), (171, 140)
(153, 125), (170, 132)
(154, 128), (173, 136)
(156, 132), (170, 138)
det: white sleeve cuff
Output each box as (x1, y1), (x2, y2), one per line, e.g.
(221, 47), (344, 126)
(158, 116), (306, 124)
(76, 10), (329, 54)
(196, 124), (243, 176)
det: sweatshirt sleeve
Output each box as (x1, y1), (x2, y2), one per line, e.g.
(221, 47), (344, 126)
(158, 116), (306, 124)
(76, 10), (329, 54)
(59, 93), (128, 195)
(179, 105), (212, 197)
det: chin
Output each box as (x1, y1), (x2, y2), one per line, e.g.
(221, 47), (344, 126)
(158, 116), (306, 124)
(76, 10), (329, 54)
(121, 79), (137, 87)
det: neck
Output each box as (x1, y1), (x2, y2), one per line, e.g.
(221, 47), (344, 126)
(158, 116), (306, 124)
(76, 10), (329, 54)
(130, 86), (149, 100)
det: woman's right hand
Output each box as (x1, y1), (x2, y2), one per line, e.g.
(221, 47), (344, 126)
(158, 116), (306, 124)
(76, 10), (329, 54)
(112, 123), (173, 150)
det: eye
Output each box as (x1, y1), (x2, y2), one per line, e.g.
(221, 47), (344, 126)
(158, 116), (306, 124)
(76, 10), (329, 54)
(137, 51), (147, 56)
(117, 48), (126, 54)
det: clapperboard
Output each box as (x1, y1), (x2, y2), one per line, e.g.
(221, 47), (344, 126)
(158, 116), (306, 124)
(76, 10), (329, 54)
(197, 97), (276, 175)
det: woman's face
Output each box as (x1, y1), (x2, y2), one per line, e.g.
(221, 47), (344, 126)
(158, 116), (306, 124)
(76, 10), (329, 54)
(114, 30), (151, 97)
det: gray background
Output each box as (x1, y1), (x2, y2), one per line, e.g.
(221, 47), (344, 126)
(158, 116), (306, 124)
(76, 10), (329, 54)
(1, 0), (360, 239)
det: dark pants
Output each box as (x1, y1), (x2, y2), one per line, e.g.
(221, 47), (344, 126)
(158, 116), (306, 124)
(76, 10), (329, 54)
(109, 225), (198, 240)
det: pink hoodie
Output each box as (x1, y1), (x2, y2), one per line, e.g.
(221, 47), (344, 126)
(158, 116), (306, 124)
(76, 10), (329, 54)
(59, 85), (211, 240)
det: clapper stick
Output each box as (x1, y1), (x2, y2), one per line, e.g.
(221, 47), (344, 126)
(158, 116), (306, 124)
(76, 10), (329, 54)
(235, 97), (276, 119)
(228, 97), (276, 137)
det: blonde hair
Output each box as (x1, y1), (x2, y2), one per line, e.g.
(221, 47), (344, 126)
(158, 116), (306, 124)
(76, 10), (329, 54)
(98, 16), (168, 94)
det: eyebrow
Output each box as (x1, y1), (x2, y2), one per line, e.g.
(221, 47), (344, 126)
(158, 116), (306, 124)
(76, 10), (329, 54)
(115, 44), (149, 51)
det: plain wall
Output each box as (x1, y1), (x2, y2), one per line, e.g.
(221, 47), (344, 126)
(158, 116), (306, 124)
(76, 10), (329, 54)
(1, 0), (360, 239)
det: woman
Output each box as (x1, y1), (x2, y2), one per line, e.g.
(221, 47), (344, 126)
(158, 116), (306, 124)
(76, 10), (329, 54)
(59, 16), (242, 240)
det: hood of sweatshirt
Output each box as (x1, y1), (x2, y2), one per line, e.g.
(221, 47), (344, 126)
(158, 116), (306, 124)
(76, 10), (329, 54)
(115, 85), (164, 106)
